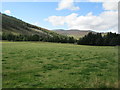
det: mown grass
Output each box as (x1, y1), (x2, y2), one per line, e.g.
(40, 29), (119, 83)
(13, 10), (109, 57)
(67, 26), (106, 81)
(2, 41), (119, 88)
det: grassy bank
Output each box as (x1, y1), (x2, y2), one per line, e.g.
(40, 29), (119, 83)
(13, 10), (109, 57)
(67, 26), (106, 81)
(2, 41), (119, 88)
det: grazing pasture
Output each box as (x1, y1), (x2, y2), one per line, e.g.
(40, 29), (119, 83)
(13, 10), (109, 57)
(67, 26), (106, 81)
(2, 41), (119, 88)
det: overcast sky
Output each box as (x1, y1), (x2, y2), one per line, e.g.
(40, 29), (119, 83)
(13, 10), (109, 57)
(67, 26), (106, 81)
(1, 0), (119, 33)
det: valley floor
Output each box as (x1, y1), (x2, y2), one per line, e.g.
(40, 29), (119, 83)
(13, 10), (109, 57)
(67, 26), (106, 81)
(2, 41), (119, 88)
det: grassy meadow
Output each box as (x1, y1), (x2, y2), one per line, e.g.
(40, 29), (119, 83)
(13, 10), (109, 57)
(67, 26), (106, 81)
(2, 41), (119, 88)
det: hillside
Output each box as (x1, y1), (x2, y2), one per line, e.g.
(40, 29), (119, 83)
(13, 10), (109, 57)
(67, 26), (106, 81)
(53, 29), (104, 39)
(53, 29), (94, 39)
(1, 13), (63, 38)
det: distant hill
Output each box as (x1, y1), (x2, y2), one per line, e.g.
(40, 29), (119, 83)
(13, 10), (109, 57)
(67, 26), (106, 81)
(1, 13), (106, 42)
(53, 29), (97, 39)
(1, 13), (63, 38)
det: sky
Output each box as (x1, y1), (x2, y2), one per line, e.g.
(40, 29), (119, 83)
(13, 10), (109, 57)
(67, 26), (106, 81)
(1, 0), (119, 33)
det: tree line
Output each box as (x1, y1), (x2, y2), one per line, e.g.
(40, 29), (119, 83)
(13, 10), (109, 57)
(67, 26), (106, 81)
(2, 32), (76, 44)
(1, 32), (120, 46)
(78, 32), (120, 46)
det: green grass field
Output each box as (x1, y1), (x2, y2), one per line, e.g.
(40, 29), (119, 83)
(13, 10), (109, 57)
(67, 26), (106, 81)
(2, 41), (119, 88)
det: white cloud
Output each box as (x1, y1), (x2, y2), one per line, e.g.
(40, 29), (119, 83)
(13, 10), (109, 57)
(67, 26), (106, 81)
(56, 0), (80, 11)
(4, 10), (11, 15)
(45, 16), (65, 26)
(33, 22), (40, 26)
(45, 11), (118, 32)
(46, 0), (119, 32)
(102, 2), (118, 10)
(88, 0), (119, 2)
(88, 0), (119, 10)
